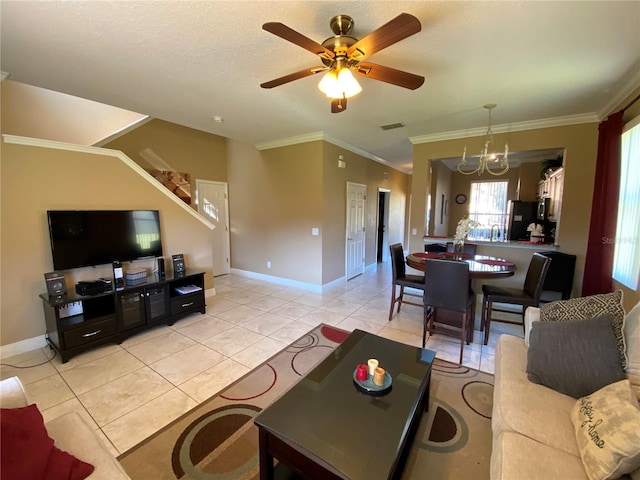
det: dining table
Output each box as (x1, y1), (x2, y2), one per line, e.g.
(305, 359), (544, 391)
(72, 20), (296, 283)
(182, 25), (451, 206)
(406, 252), (517, 279)
(405, 251), (517, 343)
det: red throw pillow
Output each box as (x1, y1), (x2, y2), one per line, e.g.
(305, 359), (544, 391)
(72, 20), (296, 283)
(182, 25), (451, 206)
(1, 404), (94, 480)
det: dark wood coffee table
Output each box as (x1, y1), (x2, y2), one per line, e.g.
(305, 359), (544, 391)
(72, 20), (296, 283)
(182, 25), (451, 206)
(254, 329), (436, 480)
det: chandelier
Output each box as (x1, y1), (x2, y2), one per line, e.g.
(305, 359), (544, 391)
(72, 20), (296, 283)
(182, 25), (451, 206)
(457, 104), (509, 176)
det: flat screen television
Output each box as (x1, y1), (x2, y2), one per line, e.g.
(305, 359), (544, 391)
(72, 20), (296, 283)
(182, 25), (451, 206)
(47, 210), (163, 271)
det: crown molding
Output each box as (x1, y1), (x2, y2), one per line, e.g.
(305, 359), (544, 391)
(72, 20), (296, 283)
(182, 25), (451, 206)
(597, 73), (640, 119)
(255, 132), (325, 150)
(409, 113), (599, 145)
(2, 134), (214, 230)
(255, 132), (409, 173)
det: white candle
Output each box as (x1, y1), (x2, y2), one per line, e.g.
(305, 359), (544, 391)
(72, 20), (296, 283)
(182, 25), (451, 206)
(367, 358), (379, 376)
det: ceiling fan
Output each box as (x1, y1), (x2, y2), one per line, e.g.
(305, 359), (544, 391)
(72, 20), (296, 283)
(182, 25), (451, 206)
(260, 13), (425, 113)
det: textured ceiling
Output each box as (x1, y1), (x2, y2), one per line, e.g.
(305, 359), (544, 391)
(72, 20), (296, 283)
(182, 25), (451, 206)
(2, 1), (639, 173)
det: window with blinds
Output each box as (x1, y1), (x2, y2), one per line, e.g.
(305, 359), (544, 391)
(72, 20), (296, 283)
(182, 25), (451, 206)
(612, 116), (640, 290)
(468, 180), (509, 240)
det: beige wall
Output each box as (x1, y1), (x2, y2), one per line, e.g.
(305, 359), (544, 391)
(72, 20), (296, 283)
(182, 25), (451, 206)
(430, 161), (451, 237)
(0, 80), (146, 144)
(411, 123), (599, 300)
(320, 144), (410, 283)
(0, 140), (214, 346)
(103, 119), (228, 207)
(226, 139), (411, 286)
(519, 161), (544, 202)
(227, 139), (324, 284)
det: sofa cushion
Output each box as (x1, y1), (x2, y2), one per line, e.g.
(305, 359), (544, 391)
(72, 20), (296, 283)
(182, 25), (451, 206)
(491, 430), (587, 480)
(527, 314), (626, 398)
(493, 335), (580, 457)
(0, 404), (94, 480)
(46, 412), (133, 480)
(540, 291), (627, 371)
(571, 379), (640, 480)
(624, 300), (640, 389)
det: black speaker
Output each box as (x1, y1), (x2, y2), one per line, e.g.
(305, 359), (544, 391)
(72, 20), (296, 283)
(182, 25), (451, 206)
(44, 272), (67, 296)
(172, 254), (185, 275)
(113, 261), (124, 290)
(157, 257), (165, 280)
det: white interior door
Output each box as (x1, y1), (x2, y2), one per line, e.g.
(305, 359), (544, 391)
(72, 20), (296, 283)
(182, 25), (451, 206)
(346, 182), (366, 280)
(196, 179), (230, 276)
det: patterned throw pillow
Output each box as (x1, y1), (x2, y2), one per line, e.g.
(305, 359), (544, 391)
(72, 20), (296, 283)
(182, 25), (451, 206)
(540, 291), (627, 371)
(571, 379), (640, 480)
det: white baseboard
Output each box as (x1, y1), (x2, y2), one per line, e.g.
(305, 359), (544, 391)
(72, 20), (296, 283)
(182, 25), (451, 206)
(205, 287), (216, 298)
(1, 335), (48, 360)
(230, 269), (347, 294)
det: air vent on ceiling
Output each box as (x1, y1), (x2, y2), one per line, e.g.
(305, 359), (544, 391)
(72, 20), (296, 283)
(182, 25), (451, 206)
(380, 122), (405, 131)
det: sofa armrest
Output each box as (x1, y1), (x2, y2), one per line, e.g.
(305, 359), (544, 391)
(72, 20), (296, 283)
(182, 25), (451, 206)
(524, 306), (541, 347)
(46, 412), (131, 479)
(0, 376), (29, 408)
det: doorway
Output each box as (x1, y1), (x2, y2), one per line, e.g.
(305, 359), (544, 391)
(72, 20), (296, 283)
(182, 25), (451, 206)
(346, 182), (366, 280)
(195, 179), (231, 276)
(377, 189), (390, 263)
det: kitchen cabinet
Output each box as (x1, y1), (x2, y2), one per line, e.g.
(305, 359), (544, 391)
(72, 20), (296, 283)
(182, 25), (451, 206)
(546, 168), (564, 221)
(537, 167), (564, 222)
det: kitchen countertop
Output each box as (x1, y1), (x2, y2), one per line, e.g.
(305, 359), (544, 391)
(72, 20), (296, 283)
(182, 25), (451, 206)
(423, 236), (559, 251)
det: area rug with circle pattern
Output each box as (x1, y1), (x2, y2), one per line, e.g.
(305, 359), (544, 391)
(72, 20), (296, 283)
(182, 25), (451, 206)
(118, 324), (493, 479)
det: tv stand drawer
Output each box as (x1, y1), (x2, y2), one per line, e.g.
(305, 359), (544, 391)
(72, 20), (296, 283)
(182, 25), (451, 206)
(170, 294), (204, 315)
(63, 317), (117, 349)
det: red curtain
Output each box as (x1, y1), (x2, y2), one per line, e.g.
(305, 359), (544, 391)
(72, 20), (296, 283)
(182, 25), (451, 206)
(582, 111), (624, 296)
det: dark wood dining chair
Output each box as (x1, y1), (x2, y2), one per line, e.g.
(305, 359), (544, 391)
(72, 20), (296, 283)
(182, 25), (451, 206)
(480, 252), (552, 345)
(445, 242), (478, 255)
(389, 243), (425, 321)
(423, 258), (474, 364)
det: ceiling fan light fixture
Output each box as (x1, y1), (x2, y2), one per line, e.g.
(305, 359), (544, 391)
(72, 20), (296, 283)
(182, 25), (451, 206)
(318, 66), (361, 99)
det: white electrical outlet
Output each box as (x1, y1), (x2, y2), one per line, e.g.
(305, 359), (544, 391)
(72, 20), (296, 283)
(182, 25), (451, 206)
(412, 228), (417, 235)
(267, 261), (271, 269)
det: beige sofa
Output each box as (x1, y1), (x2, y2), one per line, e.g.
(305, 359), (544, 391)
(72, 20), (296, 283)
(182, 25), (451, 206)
(0, 376), (130, 479)
(491, 301), (640, 480)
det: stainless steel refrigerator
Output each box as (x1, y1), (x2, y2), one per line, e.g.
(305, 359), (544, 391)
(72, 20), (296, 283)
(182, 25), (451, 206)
(507, 201), (538, 241)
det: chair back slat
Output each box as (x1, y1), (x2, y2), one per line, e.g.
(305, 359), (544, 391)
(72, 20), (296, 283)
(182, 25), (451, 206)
(424, 259), (470, 313)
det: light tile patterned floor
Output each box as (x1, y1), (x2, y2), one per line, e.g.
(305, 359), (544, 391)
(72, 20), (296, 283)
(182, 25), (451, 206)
(0, 262), (522, 455)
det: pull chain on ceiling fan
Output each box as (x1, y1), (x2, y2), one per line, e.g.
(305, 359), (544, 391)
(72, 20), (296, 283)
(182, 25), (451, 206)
(260, 13), (425, 113)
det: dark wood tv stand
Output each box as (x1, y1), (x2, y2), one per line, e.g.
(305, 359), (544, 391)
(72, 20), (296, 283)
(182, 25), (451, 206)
(40, 269), (206, 363)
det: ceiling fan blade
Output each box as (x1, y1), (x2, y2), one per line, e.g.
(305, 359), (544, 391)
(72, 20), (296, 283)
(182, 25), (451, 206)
(331, 97), (347, 113)
(355, 62), (425, 90)
(261, 66), (328, 89)
(263, 22), (335, 61)
(347, 13), (421, 61)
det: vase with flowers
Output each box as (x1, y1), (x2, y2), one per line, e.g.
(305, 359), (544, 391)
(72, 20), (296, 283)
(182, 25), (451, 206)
(453, 216), (480, 258)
